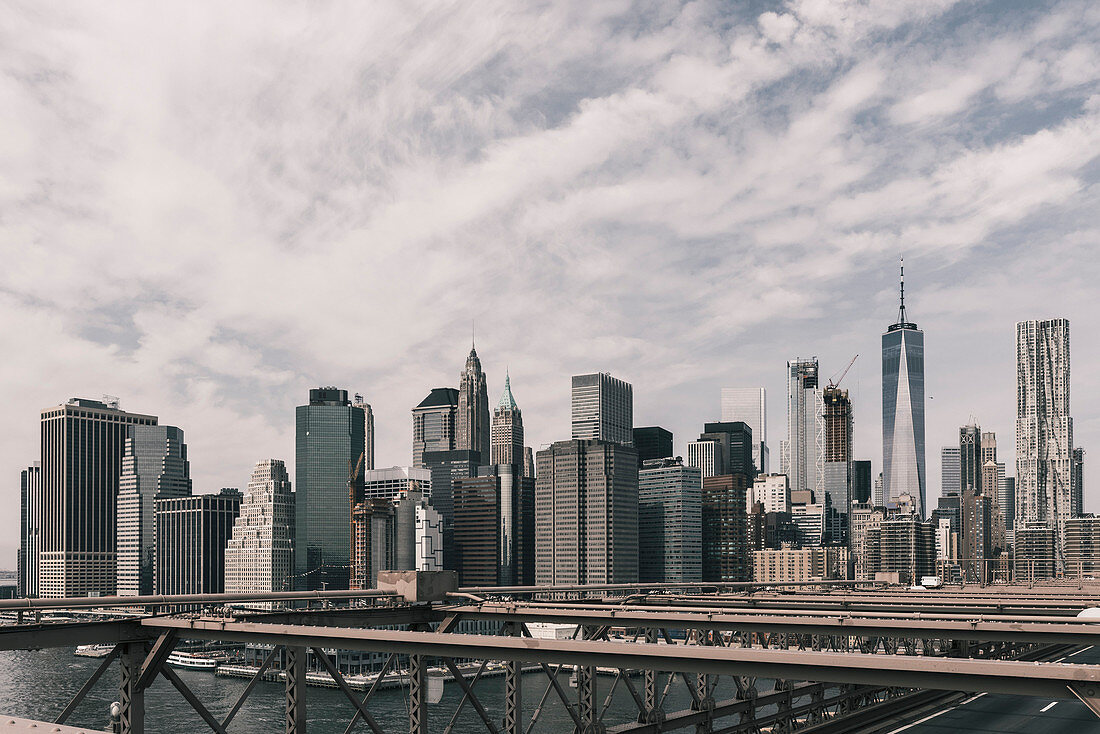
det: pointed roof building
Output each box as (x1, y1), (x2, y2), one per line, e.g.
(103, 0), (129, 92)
(457, 342), (490, 460)
(492, 370), (525, 467)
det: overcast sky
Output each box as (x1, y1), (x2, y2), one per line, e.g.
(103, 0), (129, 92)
(2, 0), (1098, 566)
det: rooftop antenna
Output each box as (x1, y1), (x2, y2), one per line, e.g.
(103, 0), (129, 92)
(897, 256), (907, 324)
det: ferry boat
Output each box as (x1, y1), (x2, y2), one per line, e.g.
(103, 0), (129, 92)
(166, 651), (220, 670)
(75, 644), (114, 658)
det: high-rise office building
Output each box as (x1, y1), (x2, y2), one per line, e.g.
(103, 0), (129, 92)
(959, 423), (982, 493)
(687, 439), (719, 479)
(961, 487), (992, 583)
(1072, 448), (1085, 517)
(491, 373), (524, 466)
(523, 447), (535, 479)
(295, 388), (365, 591)
(155, 489), (241, 595)
(981, 432), (998, 465)
(453, 464), (535, 587)
(882, 262), (926, 516)
(412, 388), (459, 469)
(457, 344), (491, 458)
(353, 394), (375, 471)
(535, 439), (639, 585)
(701, 474), (751, 581)
(941, 447), (961, 498)
(1016, 318), (1072, 565)
(420, 451), (479, 567)
(634, 427), (673, 466)
(18, 463), (41, 598)
(225, 460), (295, 597)
(784, 359), (824, 495)
(571, 373), (633, 446)
(39, 398), (158, 598)
(721, 387), (768, 473)
(823, 387), (853, 546)
(116, 425), (192, 596)
(752, 474), (791, 514)
(351, 466), (437, 586)
(1002, 476), (1017, 531)
(862, 515), (935, 585)
(852, 461), (872, 504)
(688, 422), (754, 479)
(638, 458), (702, 583)
(360, 466), (433, 501)
(1064, 516), (1100, 577)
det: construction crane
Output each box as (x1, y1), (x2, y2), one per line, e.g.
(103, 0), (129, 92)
(827, 354), (859, 390)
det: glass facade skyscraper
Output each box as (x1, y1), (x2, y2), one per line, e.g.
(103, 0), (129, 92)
(116, 425), (192, 596)
(783, 358), (823, 495)
(295, 388), (365, 591)
(39, 398), (158, 598)
(721, 387), (768, 473)
(882, 263), (926, 516)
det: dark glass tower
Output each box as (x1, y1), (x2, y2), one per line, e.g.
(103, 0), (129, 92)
(634, 426), (673, 466)
(882, 260), (926, 516)
(295, 387), (365, 590)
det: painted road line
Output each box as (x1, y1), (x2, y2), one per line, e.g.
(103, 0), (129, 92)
(1069, 646), (1093, 657)
(886, 693), (987, 734)
(1040, 701), (1059, 713)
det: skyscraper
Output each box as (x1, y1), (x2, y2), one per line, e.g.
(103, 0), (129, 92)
(941, 447), (961, 498)
(295, 388), (365, 591)
(18, 463), (41, 598)
(638, 458), (702, 583)
(687, 423), (754, 479)
(959, 423), (982, 493)
(882, 262), (926, 516)
(535, 439), (639, 585)
(155, 489), (241, 595)
(823, 386), (853, 546)
(1072, 448), (1085, 517)
(457, 344), (491, 458)
(412, 388), (459, 469)
(783, 358), (823, 495)
(633, 427), (673, 466)
(39, 398), (158, 598)
(721, 387), (768, 473)
(453, 464), (535, 587)
(981, 432), (998, 466)
(1016, 318), (1072, 566)
(225, 460), (295, 598)
(571, 373), (633, 446)
(852, 461), (872, 504)
(491, 372), (524, 466)
(353, 394), (375, 471)
(701, 473), (751, 581)
(116, 425), (192, 596)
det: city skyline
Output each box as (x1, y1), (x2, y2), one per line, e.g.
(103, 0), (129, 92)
(3, 1), (1100, 566)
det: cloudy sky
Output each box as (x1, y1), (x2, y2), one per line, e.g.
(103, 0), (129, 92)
(2, 0), (1098, 565)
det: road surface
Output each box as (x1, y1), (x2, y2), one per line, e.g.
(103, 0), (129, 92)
(887, 645), (1100, 733)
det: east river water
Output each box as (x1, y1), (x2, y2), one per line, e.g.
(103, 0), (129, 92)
(0, 647), (715, 732)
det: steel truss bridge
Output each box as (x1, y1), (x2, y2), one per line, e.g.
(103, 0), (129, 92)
(5, 580), (1100, 734)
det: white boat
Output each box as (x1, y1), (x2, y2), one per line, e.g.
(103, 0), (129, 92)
(167, 651), (219, 670)
(75, 644), (114, 658)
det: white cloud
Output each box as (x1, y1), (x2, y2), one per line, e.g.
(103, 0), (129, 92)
(1, 0), (1099, 563)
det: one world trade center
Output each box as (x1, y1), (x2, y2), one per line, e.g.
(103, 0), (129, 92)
(882, 260), (926, 516)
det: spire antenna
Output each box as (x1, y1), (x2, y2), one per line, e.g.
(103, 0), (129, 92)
(895, 255), (910, 325)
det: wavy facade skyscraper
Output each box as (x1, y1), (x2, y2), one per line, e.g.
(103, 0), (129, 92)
(1016, 318), (1072, 566)
(881, 261), (926, 516)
